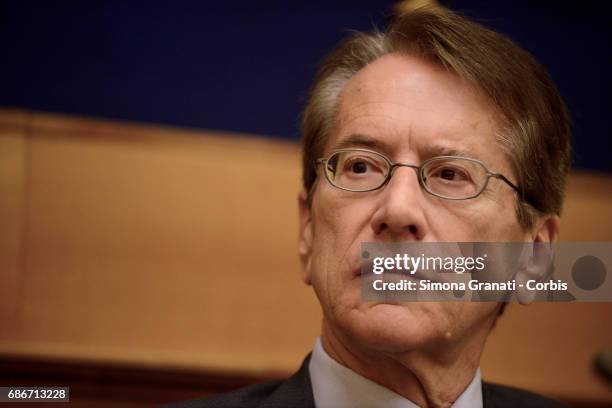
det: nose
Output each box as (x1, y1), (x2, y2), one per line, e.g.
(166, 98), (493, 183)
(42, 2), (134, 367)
(370, 165), (427, 241)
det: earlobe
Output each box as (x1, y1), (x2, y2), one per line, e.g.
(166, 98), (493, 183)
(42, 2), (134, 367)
(298, 190), (314, 285)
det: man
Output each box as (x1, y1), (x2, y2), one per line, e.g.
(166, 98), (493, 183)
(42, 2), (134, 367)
(169, 4), (571, 408)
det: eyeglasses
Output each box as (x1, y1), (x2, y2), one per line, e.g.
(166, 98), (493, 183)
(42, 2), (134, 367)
(314, 148), (522, 201)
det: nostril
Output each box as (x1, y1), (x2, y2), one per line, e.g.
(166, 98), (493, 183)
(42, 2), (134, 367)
(376, 222), (418, 237)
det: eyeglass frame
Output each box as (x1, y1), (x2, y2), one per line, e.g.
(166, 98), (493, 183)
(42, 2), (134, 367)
(313, 148), (524, 202)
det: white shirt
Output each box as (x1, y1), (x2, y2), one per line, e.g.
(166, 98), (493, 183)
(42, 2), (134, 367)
(308, 337), (483, 408)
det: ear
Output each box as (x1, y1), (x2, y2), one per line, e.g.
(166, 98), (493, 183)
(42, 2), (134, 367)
(298, 190), (314, 285)
(532, 214), (560, 243)
(515, 214), (560, 304)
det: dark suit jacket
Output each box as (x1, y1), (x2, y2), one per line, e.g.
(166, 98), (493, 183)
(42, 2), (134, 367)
(164, 355), (568, 408)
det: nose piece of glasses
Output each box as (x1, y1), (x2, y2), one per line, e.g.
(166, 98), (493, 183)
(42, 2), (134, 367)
(386, 163), (424, 184)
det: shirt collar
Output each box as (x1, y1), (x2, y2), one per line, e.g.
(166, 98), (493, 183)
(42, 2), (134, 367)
(308, 337), (483, 408)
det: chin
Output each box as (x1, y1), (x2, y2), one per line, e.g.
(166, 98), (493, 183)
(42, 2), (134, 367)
(335, 301), (444, 353)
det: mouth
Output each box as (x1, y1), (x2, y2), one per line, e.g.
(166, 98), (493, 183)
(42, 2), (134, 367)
(352, 265), (366, 279)
(354, 263), (458, 285)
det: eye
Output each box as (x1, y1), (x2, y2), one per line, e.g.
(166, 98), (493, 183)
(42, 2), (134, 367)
(350, 160), (369, 174)
(440, 168), (461, 180)
(343, 156), (383, 175)
(430, 166), (470, 182)
(325, 150), (389, 188)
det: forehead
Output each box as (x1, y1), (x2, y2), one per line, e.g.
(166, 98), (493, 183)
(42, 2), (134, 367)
(328, 53), (503, 163)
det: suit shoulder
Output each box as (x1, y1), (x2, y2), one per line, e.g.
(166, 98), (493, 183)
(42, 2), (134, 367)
(483, 382), (569, 408)
(163, 355), (314, 408)
(162, 379), (284, 408)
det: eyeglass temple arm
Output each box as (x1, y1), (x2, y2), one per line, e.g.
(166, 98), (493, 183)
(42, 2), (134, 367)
(490, 172), (528, 202)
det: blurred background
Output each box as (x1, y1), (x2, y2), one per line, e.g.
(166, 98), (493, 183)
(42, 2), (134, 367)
(0, 1), (611, 406)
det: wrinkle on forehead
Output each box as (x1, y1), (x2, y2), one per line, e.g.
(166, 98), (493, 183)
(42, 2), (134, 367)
(328, 53), (512, 172)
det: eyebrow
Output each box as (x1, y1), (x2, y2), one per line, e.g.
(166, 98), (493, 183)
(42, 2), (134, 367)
(421, 145), (476, 160)
(330, 133), (479, 161)
(331, 133), (390, 153)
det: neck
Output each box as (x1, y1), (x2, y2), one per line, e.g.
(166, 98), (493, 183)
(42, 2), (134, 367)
(320, 317), (493, 408)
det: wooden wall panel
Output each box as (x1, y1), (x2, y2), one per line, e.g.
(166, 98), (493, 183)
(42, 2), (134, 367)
(2, 110), (321, 373)
(0, 109), (610, 404)
(560, 172), (612, 241)
(483, 303), (612, 402)
(0, 110), (29, 342)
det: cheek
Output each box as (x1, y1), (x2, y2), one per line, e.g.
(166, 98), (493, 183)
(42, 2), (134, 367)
(427, 195), (524, 241)
(312, 189), (375, 249)
(480, 195), (526, 240)
(308, 191), (376, 291)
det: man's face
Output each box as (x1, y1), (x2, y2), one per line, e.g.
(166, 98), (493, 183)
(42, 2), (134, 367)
(299, 53), (535, 354)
